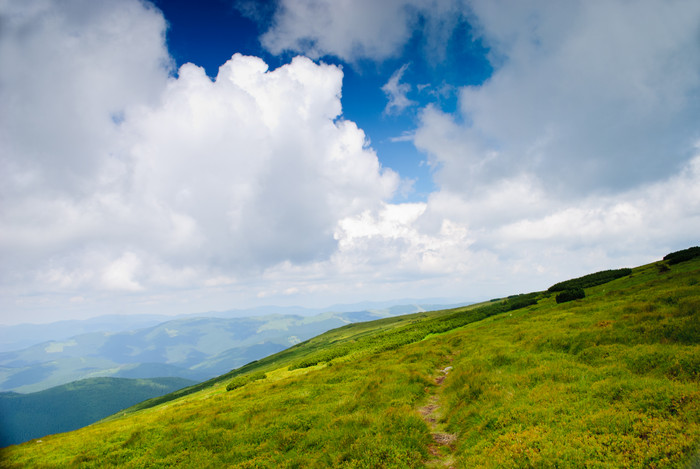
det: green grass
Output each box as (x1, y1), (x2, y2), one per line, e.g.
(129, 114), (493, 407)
(1, 256), (698, 468)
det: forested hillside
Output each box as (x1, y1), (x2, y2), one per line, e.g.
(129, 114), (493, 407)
(0, 377), (194, 447)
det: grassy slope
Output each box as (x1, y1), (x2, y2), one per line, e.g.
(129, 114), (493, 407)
(439, 259), (699, 467)
(110, 302), (492, 417)
(0, 257), (698, 468)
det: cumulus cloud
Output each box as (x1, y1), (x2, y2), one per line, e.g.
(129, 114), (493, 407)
(212, 0), (700, 304)
(1, 51), (399, 289)
(124, 54), (398, 270)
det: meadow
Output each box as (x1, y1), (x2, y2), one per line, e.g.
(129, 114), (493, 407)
(0, 252), (698, 468)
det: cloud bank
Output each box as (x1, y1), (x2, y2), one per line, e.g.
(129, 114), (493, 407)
(426, 0), (700, 195)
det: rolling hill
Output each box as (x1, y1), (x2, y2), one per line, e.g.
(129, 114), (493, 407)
(0, 249), (698, 467)
(0, 314), (177, 353)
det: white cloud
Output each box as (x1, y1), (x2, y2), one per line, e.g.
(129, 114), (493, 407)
(326, 149), (700, 298)
(0, 0), (171, 193)
(261, 0), (417, 61)
(101, 252), (144, 292)
(1, 51), (400, 292)
(430, 0), (700, 195)
(382, 63), (416, 115)
(335, 203), (475, 276)
(261, 0), (468, 63)
(123, 54), (398, 271)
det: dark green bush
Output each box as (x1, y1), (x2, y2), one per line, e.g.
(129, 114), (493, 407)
(556, 288), (585, 304)
(548, 269), (632, 292)
(288, 346), (353, 370)
(663, 246), (700, 265)
(503, 293), (541, 311)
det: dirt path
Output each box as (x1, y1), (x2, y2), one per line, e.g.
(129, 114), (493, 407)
(418, 363), (458, 468)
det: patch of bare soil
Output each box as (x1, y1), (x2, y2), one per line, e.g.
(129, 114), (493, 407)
(420, 403), (439, 417)
(432, 432), (457, 446)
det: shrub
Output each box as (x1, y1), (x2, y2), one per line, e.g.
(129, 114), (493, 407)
(548, 269), (632, 292)
(556, 288), (585, 304)
(663, 246), (700, 265)
(504, 293), (541, 311)
(288, 345), (353, 370)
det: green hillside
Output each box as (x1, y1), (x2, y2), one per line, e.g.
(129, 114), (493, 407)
(1, 253), (698, 468)
(0, 377), (195, 447)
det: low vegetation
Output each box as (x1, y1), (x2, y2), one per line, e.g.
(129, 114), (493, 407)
(0, 253), (698, 468)
(548, 267), (633, 292)
(555, 287), (585, 303)
(663, 246), (700, 265)
(225, 372), (267, 391)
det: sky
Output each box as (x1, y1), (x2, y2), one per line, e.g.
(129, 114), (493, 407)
(1, 0), (699, 325)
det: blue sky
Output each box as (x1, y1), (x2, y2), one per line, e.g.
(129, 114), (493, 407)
(1, 0), (699, 324)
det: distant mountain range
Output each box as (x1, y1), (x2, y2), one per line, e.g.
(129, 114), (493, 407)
(0, 376), (195, 447)
(0, 302), (460, 393)
(0, 314), (178, 353)
(0, 298), (462, 352)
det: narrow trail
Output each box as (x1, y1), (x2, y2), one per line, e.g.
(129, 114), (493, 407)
(418, 360), (458, 468)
